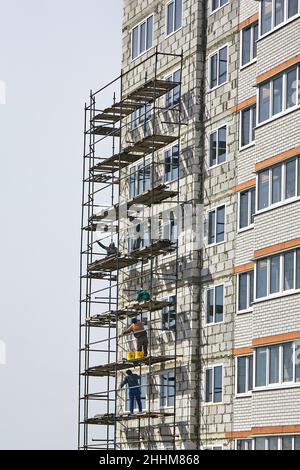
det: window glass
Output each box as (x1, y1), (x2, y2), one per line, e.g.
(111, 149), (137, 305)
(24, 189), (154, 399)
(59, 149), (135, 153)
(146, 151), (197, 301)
(259, 82), (271, 122)
(218, 47), (228, 84)
(240, 190), (249, 229)
(295, 436), (300, 450)
(268, 437), (279, 450)
(140, 22), (146, 53)
(218, 126), (227, 164)
(261, 0), (272, 35)
(242, 27), (251, 66)
(250, 189), (256, 224)
(286, 68), (297, 109)
(238, 273), (248, 311)
(249, 271), (254, 306)
(210, 131), (217, 167)
(252, 105), (257, 142)
(210, 54), (218, 88)
(270, 255), (280, 293)
(284, 251), (295, 290)
(241, 108), (251, 147)
(258, 170), (270, 210)
(167, 2), (174, 35)
(297, 250), (300, 289)
(275, 0), (285, 26)
(256, 348), (267, 386)
(214, 366), (223, 403)
(208, 210), (216, 244)
(237, 357), (246, 394)
(257, 259), (268, 298)
(269, 345), (280, 384)
(146, 16), (153, 50)
(273, 76), (283, 115)
(272, 164), (282, 204)
(255, 438), (266, 450)
(215, 285), (224, 323)
(216, 206), (225, 243)
(174, 0), (182, 31)
(207, 289), (214, 323)
(282, 437), (293, 450)
(288, 0), (299, 17)
(283, 342), (294, 382)
(248, 355), (253, 390)
(253, 23), (258, 59)
(132, 26), (139, 59)
(205, 369), (213, 402)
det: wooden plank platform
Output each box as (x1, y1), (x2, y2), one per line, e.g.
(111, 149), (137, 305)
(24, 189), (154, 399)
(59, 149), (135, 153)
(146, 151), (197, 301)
(128, 299), (176, 312)
(88, 255), (137, 272)
(85, 355), (176, 377)
(91, 126), (121, 137)
(85, 410), (174, 425)
(131, 239), (176, 260)
(92, 80), (180, 124)
(128, 185), (178, 207)
(82, 273), (117, 281)
(90, 134), (178, 173)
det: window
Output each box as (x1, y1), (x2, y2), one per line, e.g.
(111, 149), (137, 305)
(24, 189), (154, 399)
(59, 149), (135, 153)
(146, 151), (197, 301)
(164, 144), (179, 182)
(206, 285), (224, 324)
(238, 271), (254, 311)
(209, 125), (227, 167)
(257, 156), (300, 211)
(131, 104), (151, 130)
(258, 65), (300, 124)
(239, 188), (256, 229)
(241, 22), (258, 67)
(237, 355), (253, 394)
(212, 0), (229, 12)
(162, 296), (176, 331)
(236, 439), (253, 451)
(160, 370), (175, 407)
(209, 46), (228, 89)
(256, 248), (300, 299)
(255, 435), (300, 450)
(131, 16), (154, 60)
(165, 69), (181, 108)
(166, 0), (182, 36)
(208, 205), (225, 245)
(129, 160), (152, 198)
(260, 0), (300, 36)
(255, 341), (300, 388)
(241, 105), (256, 148)
(205, 365), (223, 403)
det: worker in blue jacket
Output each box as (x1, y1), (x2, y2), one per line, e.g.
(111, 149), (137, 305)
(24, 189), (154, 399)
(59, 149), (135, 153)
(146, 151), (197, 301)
(120, 370), (143, 416)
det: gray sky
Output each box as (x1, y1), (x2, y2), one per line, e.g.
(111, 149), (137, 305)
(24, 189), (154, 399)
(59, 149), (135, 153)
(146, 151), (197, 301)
(0, 0), (122, 450)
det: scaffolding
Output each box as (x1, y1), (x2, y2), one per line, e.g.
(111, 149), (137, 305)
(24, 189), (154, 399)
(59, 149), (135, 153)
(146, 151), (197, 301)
(79, 49), (184, 450)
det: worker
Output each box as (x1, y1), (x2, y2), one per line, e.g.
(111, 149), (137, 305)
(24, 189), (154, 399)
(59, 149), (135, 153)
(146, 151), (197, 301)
(122, 318), (148, 357)
(136, 289), (151, 302)
(120, 370), (143, 416)
(97, 240), (118, 256)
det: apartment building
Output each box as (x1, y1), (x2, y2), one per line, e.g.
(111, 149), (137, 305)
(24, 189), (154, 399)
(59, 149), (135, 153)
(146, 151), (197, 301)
(79, 0), (300, 450)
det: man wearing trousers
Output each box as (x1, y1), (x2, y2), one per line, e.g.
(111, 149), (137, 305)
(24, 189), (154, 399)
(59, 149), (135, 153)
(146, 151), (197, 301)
(120, 370), (143, 416)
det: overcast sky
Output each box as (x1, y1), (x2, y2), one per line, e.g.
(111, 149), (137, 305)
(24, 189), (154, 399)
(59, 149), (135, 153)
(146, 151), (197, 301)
(0, 0), (122, 450)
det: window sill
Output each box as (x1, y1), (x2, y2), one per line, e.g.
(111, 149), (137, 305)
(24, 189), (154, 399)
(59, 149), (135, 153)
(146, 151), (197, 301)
(208, 80), (229, 94)
(253, 383), (300, 393)
(237, 308), (253, 316)
(239, 141), (255, 152)
(258, 14), (300, 42)
(237, 225), (255, 235)
(165, 26), (182, 40)
(206, 240), (226, 248)
(240, 59), (257, 72)
(235, 392), (252, 399)
(209, 2), (229, 16)
(256, 105), (300, 130)
(131, 46), (155, 63)
(204, 401), (224, 407)
(256, 195), (300, 216)
(209, 160), (228, 170)
(254, 288), (300, 305)
(205, 320), (225, 327)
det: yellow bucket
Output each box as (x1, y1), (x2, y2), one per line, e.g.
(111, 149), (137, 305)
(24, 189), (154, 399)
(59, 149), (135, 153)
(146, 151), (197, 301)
(135, 351), (144, 359)
(126, 352), (135, 361)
